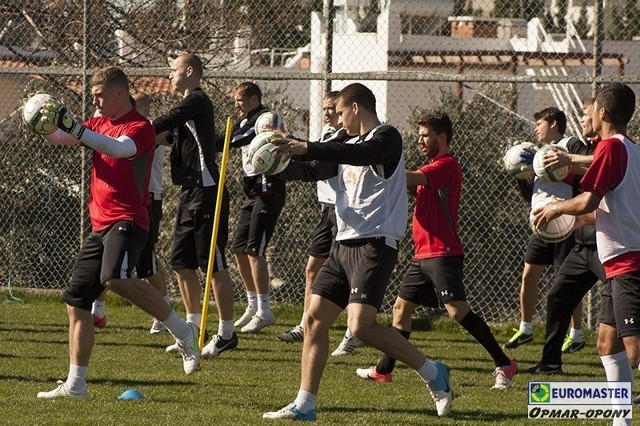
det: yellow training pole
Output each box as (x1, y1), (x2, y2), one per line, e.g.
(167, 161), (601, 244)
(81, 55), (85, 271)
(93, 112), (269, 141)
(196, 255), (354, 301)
(199, 117), (233, 349)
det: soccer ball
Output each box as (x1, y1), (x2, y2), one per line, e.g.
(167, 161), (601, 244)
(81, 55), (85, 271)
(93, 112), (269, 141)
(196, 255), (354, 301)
(533, 144), (570, 182)
(23, 93), (57, 135)
(249, 131), (290, 175)
(529, 209), (575, 243)
(254, 111), (284, 135)
(503, 142), (537, 179)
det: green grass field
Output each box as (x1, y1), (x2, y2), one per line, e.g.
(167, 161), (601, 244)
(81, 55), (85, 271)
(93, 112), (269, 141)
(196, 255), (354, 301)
(0, 291), (628, 425)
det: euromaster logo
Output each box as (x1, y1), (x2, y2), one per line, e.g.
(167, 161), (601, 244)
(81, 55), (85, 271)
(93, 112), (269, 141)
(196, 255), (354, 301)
(530, 382), (551, 403)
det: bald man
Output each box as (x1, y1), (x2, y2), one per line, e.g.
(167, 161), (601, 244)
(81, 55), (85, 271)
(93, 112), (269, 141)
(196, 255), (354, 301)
(153, 53), (238, 358)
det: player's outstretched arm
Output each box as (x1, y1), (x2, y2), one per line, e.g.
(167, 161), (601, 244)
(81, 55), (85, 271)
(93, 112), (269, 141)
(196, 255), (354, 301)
(40, 99), (136, 158)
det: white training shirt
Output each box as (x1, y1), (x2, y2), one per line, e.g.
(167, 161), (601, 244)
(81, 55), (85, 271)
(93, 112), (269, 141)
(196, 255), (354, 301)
(335, 126), (408, 249)
(316, 125), (344, 205)
(596, 135), (640, 263)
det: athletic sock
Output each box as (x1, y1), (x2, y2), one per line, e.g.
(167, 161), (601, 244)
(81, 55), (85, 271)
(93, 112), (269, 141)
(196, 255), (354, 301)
(460, 311), (511, 367)
(569, 328), (583, 342)
(91, 300), (106, 318)
(162, 310), (190, 340)
(376, 327), (410, 374)
(298, 313), (306, 329)
(293, 389), (317, 413)
(344, 328), (354, 339)
(218, 320), (234, 339)
(602, 352), (633, 426)
(256, 293), (272, 318)
(247, 291), (257, 311)
(415, 359), (439, 383)
(186, 313), (201, 326)
(66, 364), (88, 393)
(520, 321), (533, 334)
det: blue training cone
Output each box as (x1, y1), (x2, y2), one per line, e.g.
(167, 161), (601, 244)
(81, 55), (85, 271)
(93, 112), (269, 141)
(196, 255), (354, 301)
(117, 389), (145, 400)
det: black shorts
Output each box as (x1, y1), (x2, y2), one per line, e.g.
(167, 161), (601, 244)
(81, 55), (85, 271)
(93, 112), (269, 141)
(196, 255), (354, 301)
(171, 186), (229, 272)
(311, 238), (397, 310)
(62, 221), (147, 311)
(524, 233), (574, 267)
(232, 193), (285, 257)
(308, 205), (337, 258)
(136, 196), (163, 278)
(598, 270), (640, 338)
(398, 257), (466, 307)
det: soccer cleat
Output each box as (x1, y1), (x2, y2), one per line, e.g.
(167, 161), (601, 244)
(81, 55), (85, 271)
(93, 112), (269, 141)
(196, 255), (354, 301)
(149, 318), (167, 335)
(175, 322), (201, 375)
(234, 306), (257, 327)
(561, 337), (585, 354)
(263, 403), (317, 421)
(166, 342), (179, 353)
(427, 362), (453, 417)
(276, 325), (304, 343)
(37, 384), (89, 400)
(331, 334), (363, 356)
(634, 394), (640, 405)
(92, 314), (107, 328)
(355, 366), (393, 383)
(492, 359), (518, 390)
(202, 332), (238, 358)
(504, 329), (533, 349)
(524, 363), (563, 375)
(240, 314), (276, 333)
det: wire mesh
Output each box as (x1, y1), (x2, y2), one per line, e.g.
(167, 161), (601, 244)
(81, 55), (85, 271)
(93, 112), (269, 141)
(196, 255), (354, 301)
(2, 0), (640, 326)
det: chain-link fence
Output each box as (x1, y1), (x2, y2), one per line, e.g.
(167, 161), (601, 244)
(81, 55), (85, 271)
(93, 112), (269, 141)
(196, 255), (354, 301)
(2, 0), (639, 326)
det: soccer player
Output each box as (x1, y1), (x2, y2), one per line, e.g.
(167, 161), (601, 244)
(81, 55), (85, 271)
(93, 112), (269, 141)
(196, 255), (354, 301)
(229, 82), (285, 333)
(276, 91), (362, 356)
(533, 83), (637, 426)
(153, 53), (237, 358)
(504, 107), (582, 349)
(90, 93), (172, 334)
(355, 111), (517, 389)
(35, 66), (200, 400)
(525, 98), (604, 374)
(263, 83), (453, 421)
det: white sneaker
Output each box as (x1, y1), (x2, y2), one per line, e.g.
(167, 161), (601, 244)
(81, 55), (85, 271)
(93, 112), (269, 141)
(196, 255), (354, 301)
(166, 343), (179, 353)
(37, 384), (88, 400)
(175, 322), (200, 375)
(149, 318), (167, 335)
(263, 403), (317, 420)
(276, 325), (304, 342)
(331, 334), (363, 356)
(234, 306), (257, 327)
(240, 314), (276, 333)
(427, 362), (453, 417)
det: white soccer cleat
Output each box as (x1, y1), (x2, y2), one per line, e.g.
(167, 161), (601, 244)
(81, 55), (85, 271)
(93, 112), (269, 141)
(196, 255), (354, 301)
(331, 334), (363, 356)
(241, 314), (276, 333)
(37, 384), (88, 400)
(166, 343), (179, 353)
(176, 322), (201, 375)
(263, 403), (317, 421)
(234, 306), (257, 327)
(202, 333), (239, 358)
(276, 325), (304, 343)
(427, 362), (453, 417)
(492, 359), (518, 390)
(149, 318), (167, 335)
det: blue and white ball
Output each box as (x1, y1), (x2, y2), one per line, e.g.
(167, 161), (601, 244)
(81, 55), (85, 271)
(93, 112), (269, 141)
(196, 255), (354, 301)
(254, 111), (284, 135)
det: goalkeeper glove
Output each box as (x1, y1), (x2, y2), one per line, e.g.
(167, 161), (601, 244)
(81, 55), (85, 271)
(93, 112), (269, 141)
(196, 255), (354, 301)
(40, 99), (85, 139)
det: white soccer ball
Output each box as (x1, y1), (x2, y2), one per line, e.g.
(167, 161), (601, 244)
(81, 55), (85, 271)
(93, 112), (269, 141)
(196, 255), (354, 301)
(503, 142), (537, 179)
(249, 131), (291, 175)
(529, 209), (575, 243)
(23, 93), (57, 135)
(533, 144), (570, 182)
(254, 111), (284, 135)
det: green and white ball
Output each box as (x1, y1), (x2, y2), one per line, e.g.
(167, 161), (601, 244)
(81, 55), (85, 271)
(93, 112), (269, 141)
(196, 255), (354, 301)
(249, 131), (290, 175)
(23, 93), (57, 135)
